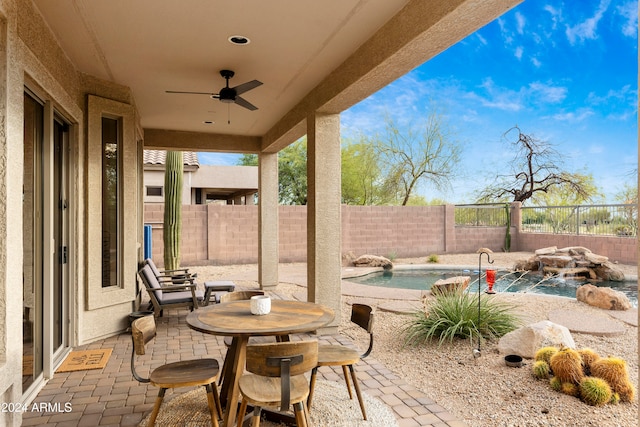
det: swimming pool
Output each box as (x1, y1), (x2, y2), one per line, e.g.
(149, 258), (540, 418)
(346, 267), (638, 307)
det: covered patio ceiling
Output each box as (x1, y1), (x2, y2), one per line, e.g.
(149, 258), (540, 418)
(33, 0), (520, 152)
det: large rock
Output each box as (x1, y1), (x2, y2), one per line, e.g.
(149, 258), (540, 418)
(514, 257), (541, 271)
(584, 252), (609, 265)
(431, 276), (470, 295)
(353, 254), (393, 270)
(538, 255), (574, 268)
(535, 246), (557, 256)
(593, 262), (626, 282)
(498, 320), (575, 359)
(576, 284), (631, 310)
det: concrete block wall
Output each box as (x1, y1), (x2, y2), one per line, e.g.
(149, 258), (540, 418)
(454, 227), (512, 253)
(143, 203), (638, 266)
(279, 206), (307, 262)
(341, 205), (448, 258)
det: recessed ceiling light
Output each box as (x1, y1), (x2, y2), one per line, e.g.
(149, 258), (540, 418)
(228, 35), (250, 45)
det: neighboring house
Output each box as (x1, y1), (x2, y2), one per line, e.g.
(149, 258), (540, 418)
(143, 150), (258, 205)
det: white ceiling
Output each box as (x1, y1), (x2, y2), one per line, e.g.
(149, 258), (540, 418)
(32, 0), (519, 148)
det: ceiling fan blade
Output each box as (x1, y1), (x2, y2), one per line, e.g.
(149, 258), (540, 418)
(166, 90), (217, 96)
(234, 96), (258, 111)
(232, 80), (262, 95)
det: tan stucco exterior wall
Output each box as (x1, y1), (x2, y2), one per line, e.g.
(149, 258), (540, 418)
(0, 2), (143, 421)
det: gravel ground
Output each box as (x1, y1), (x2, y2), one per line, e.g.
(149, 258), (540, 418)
(191, 252), (638, 427)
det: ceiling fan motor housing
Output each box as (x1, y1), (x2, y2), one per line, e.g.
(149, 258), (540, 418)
(218, 87), (236, 102)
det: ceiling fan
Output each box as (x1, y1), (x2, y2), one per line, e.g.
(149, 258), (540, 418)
(166, 69), (262, 111)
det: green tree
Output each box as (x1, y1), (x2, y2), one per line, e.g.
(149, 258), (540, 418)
(238, 153), (258, 166)
(531, 172), (602, 206)
(278, 139), (308, 205)
(376, 111), (462, 205)
(341, 138), (386, 205)
(237, 141), (308, 205)
(478, 126), (596, 205)
(163, 151), (183, 269)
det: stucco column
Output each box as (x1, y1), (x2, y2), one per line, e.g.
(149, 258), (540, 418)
(307, 113), (341, 330)
(258, 152), (279, 289)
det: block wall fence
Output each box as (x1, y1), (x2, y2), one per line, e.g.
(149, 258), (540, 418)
(143, 204), (637, 267)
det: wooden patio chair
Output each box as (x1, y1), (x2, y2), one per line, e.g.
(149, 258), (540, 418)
(308, 303), (374, 420)
(138, 264), (204, 317)
(130, 315), (223, 427)
(237, 341), (318, 427)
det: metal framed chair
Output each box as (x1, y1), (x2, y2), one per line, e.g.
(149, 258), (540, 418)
(308, 303), (374, 420)
(138, 264), (204, 317)
(144, 257), (193, 284)
(237, 341), (318, 427)
(130, 315), (223, 427)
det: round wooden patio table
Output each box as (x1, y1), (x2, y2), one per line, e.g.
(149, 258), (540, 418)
(186, 299), (335, 427)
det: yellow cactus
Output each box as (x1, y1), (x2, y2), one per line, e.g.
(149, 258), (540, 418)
(550, 348), (584, 384)
(535, 346), (559, 365)
(591, 357), (636, 403)
(577, 348), (600, 375)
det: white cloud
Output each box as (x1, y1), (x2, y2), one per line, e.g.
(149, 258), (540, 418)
(565, 0), (611, 45)
(476, 33), (488, 46)
(550, 109), (595, 122)
(514, 46), (523, 60)
(530, 57), (542, 68)
(616, 1), (638, 38)
(515, 12), (526, 34)
(544, 4), (563, 30)
(528, 82), (568, 103)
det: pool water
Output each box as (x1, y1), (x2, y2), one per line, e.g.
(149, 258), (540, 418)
(347, 268), (638, 307)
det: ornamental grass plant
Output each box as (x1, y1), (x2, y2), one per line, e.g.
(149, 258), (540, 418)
(403, 291), (522, 346)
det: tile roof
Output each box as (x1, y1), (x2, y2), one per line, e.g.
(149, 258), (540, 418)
(143, 150), (199, 167)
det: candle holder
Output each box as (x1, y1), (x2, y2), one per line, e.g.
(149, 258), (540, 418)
(486, 269), (496, 294)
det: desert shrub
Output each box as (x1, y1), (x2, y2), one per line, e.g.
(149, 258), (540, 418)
(426, 254), (439, 263)
(403, 291), (521, 346)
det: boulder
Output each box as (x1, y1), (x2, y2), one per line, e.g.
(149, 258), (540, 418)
(537, 255), (574, 268)
(584, 252), (609, 265)
(535, 246), (557, 256)
(514, 257), (541, 272)
(498, 320), (575, 359)
(558, 246), (592, 256)
(593, 262), (626, 282)
(430, 276), (470, 295)
(342, 251), (357, 267)
(353, 254), (393, 270)
(576, 284), (631, 310)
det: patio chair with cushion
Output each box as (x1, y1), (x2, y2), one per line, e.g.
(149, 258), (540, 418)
(130, 315), (223, 427)
(307, 303), (374, 420)
(144, 258), (235, 305)
(138, 264), (204, 317)
(237, 341), (318, 427)
(144, 257), (194, 284)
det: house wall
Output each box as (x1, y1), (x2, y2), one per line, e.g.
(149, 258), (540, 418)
(0, 2), (143, 420)
(144, 204), (638, 267)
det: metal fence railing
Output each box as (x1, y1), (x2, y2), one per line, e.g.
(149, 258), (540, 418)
(454, 203), (508, 227)
(521, 204), (637, 237)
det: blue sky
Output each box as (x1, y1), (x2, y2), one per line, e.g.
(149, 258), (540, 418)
(202, 0), (638, 203)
